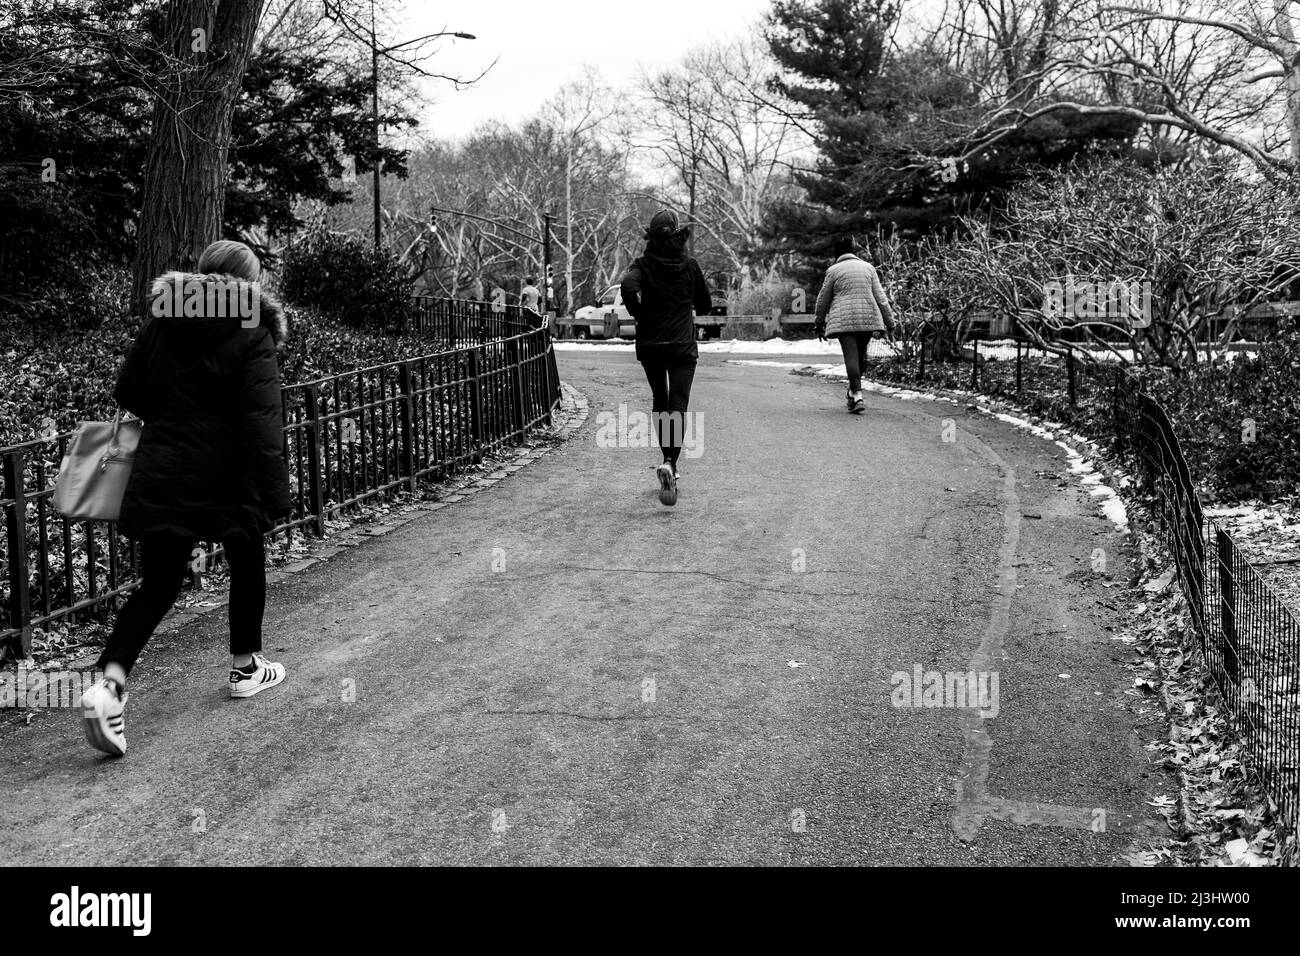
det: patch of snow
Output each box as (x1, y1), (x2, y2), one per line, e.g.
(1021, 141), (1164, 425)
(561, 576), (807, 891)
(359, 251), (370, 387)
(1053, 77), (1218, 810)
(556, 337), (861, 356)
(557, 336), (1260, 366)
(726, 360), (820, 370)
(1098, 497), (1131, 530)
(786, 362), (964, 406)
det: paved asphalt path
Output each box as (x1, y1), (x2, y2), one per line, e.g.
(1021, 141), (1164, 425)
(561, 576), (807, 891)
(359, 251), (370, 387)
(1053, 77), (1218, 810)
(1, 349), (1172, 865)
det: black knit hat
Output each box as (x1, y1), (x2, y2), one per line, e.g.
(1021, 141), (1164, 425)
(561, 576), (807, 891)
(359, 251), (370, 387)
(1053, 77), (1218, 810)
(645, 208), (690, 240)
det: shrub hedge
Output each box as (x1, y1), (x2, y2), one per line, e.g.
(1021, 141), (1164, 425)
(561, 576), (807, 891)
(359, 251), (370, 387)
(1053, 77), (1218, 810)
(279, 226), (411, 331)
(1, 265), (444, 447)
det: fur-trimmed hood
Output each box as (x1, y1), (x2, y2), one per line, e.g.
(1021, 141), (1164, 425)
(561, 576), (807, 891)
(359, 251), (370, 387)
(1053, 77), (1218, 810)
(148, 271), (288, 348)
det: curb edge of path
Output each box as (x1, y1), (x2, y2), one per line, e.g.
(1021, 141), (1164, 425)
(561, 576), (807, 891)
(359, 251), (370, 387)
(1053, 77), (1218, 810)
(62, 383), (591, 668)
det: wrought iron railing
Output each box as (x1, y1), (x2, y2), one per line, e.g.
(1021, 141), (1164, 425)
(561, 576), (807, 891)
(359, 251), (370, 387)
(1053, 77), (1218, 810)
(1114, 371), (1297, 847)
(1, 300), (560, 657)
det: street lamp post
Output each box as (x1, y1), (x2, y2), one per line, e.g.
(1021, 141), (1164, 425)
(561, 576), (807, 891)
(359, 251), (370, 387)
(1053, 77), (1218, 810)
(371, 1), (380, 248)
(366, 0), (475, 248)
(542, 212), (555, 314)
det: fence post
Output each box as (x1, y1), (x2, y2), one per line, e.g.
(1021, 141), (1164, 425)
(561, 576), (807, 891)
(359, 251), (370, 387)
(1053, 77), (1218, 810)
(398, 362), (417, 492)
(970, 338), (979, 389)
(1190, 509), (1206, 635)
(303, 384), (327, 537)
(1015, 339), (1023, 395)
(1111, 370), (1126, 458)
(1217, 528), (1239, 682)
(468, 346), (484, 457)
(3, 451), (32, 657)
(918, 328), (927, 379)
(507, 338), (526, 440)
(1067, 347), (1077, 407)
(541, 333), (556, 426)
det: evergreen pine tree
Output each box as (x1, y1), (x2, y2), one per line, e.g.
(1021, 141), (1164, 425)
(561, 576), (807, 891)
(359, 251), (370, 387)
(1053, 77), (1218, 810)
(762, 0), (1146, 269)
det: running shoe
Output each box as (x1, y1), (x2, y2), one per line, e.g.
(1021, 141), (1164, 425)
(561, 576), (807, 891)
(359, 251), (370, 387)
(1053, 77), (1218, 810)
(229, 652), (287, 699)
(81, 678), (128, 757)
(655, 462), (678, 507)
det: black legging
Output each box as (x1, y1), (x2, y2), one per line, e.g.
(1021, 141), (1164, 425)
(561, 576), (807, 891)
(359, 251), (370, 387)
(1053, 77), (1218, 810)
(837, 332), (873, 392)
(98, 529), (266, 676)
(640, 355), (697, 469)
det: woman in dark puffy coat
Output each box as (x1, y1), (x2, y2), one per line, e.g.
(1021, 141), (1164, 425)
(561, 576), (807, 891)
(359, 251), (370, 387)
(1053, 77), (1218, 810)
(81, 240), (292, 758)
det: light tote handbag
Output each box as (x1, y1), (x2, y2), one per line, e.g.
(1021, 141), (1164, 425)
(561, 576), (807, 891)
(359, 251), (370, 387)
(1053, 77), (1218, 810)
(53, 410), (144, 522)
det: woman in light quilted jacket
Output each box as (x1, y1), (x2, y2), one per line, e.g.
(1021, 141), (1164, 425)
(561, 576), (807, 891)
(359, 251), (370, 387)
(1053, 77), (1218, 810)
(814, 237), (895, 414)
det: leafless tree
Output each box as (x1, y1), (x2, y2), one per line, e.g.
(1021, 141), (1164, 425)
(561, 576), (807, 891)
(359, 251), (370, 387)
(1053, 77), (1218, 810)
(921, 1), (1300, 177)
(956, 160), (1300, 368)
(631, 31), (812, 295)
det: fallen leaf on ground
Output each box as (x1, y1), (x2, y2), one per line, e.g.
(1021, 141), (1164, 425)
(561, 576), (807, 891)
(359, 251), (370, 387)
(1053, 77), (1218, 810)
(1143, 569), (1175, 594)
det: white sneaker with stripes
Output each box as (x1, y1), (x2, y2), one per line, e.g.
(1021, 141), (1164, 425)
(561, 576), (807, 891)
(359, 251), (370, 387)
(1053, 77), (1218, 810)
(229, 653), (286, 699)
(81, 679), (128, 757)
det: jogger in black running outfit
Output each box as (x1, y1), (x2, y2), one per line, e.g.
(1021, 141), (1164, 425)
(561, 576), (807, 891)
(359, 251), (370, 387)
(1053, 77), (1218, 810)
(621, 209), (712, 506)
(639, 356), (696, 462)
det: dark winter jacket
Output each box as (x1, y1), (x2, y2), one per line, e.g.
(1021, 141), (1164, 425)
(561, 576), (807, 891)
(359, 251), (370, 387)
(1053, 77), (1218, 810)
(113, 271), (292, 540)
(620, 234), (712, 362)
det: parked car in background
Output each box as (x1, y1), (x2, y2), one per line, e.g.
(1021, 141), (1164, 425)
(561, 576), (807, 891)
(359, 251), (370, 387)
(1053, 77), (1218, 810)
(565, 285), (636, 339)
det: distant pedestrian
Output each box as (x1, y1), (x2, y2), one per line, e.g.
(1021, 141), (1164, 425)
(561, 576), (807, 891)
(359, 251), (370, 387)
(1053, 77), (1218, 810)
(621, 209), (712, 506)
(79, 240), (291, 758)
(520, 276), (542, 313)
(814, 237), (895, 415)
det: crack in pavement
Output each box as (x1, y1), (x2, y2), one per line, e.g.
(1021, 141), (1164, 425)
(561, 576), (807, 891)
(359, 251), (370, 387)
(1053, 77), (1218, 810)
(982, 796), (1114, 833)
(950, 427), (1021, 842)
(485, 566), (988, 603)
(947, 423), (1115, 839)
(492, 565), (862, 596)
(484, 708), (661, 722)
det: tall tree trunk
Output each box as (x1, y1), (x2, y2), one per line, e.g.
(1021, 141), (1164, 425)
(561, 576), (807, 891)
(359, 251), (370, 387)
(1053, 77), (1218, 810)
(565, 141), (574, 316)
(132, 0), (265, 317)
(1275, 1), (1300, 165)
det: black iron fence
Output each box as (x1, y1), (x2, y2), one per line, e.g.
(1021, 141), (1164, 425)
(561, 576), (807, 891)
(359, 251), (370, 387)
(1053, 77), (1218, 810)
(1112, 371), (1299, 849)
(1, 300), (561, 658)
(406, 295), (545, 346)
(888, 328), (1115, 430)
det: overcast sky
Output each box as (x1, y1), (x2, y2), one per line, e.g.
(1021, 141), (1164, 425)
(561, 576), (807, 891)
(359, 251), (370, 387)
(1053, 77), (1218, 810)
(399, 0), (776, 140)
